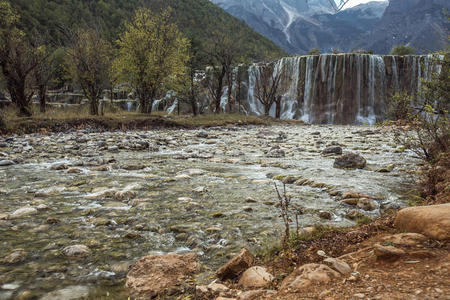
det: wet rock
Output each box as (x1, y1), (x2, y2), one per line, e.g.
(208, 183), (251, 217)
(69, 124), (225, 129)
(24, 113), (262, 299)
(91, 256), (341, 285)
(322, 146), (342, 156)
(238, 266), (274, 288)
(333, 153), (366, 169)
(374, 244), (406, 260)
(126, 253), (200, 299)
(267, 148), (285, 158)
(40, 285), (90, 300)
(357, 198), (376, 211)
(8, 207), (37, 219)
(1, 249), (27, 264)
(394, 203), (450, 240)
(341, 198), (359, 206)
(346, 209), (363, 220)
(216, 248), (255, 280)
(107, 146), (119, 152)
(323, 258), (351, 275)
(90, 217), (112, 226)
(114, 190), (137, 201)
(18, 290), (38, 300)
(34, 186), (65, 197)
(342, 190), (374, 199)
(280, 263), (340, 292)
(62, 245), (90, 257)
(0, 160), (14, 166)
(196, 131), (208, 138)
(49, 163), (68, 170)
(318, 211), (332, 220)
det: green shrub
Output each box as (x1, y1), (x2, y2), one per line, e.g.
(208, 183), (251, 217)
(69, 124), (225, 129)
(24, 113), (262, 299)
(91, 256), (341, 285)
(391, 45), (415, 55)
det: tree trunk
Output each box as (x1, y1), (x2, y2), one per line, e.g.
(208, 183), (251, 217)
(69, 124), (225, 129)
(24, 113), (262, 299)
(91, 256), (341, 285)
(39, 85), (46, 113)
(275, 99), (281, 119)
(14, 82), (32, 117)
(90, 97), (99, 115)
(264, 104), (270, 116)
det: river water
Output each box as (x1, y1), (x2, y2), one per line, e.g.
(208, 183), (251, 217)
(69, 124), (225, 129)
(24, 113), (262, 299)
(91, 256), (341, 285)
(0, 124), (418, 299)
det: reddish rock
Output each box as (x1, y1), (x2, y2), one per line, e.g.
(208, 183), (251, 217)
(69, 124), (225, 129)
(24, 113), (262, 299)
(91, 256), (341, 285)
(126, 253), (200, 299)
(216, 248), (255, 280)
(280, 263), (340, 293)
(394, 203), (450, 240)
(238, 266), (274, 288)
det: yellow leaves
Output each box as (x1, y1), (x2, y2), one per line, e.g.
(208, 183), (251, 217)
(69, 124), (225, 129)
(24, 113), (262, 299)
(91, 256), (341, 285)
(114, 7), (190, 94)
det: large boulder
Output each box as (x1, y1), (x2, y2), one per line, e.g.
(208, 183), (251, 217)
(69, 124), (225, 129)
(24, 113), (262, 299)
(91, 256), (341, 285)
(126, 253), (200, 299)
(394, 203), (450, 240)
(333, 153), (366, 169)
(216, 248), (255, 280)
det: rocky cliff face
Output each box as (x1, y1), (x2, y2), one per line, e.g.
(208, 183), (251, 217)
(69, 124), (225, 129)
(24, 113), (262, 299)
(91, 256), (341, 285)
(357, 0), (450, 54)
(211, 0), (448, 54)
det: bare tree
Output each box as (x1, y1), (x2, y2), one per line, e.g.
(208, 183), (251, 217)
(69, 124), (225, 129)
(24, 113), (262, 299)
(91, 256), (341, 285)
(253, 63), (284, 116)
(205, 31), (240, 113)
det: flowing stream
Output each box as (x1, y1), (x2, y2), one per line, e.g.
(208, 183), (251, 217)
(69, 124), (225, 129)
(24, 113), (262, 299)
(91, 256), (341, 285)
(0, 125), (419, 298)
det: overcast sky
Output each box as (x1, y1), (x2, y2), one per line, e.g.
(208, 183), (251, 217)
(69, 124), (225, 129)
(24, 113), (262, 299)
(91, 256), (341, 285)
(343, 0), (387, 8)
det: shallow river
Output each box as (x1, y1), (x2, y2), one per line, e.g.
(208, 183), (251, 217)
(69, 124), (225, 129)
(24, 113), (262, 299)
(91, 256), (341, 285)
(0, 124), (418, 299)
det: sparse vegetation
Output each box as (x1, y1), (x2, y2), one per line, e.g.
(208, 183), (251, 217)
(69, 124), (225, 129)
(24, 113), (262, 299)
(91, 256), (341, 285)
(391, 45), (415, 55)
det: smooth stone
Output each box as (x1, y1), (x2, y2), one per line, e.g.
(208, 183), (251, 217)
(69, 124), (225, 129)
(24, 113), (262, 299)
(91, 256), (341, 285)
(0, 160), (14, 166)
(238, 266), (274, 288)
(62, 245), (90, 257)
(374, 244), (406, 260)
(323, 257), (351, 275)
(40, 285), (90, 300)
(280, 263), (340, 292)
(357, 198), (376, 211)
(8, 207), (37, 219)
(1, 249), (27, 264)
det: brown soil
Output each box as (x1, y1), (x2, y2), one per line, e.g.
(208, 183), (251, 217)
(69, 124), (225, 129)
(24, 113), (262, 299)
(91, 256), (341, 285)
(258, 213), (450, 300)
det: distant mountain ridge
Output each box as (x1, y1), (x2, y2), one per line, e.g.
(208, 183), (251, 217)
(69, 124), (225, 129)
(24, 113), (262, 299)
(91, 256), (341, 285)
(9, 0), (285, 62)
(211, 0), (449, 54)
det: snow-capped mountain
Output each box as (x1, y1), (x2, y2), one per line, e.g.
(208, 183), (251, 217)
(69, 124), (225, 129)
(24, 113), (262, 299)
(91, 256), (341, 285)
(211, 0), (448, 54)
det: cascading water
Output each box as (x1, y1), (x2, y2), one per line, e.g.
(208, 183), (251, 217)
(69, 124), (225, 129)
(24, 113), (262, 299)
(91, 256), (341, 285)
(241, 54), (442, 124)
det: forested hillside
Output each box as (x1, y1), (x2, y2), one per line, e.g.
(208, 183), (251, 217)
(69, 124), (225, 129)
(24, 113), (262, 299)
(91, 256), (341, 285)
(8, 0), (285, 61)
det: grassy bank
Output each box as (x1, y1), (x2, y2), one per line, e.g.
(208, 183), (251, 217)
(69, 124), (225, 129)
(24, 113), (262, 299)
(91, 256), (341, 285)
(0, 106), (304, 135)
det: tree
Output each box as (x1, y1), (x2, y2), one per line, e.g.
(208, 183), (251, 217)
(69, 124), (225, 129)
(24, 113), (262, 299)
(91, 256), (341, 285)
(34, 45), (57, 113)
(0, 0), (37, 116)
(253, 63), (284, 116)
(115, 8), (190, 113)
(205, 31), (241, 113)
(391, 45), (415, 56)
(66, 28), (112, 115)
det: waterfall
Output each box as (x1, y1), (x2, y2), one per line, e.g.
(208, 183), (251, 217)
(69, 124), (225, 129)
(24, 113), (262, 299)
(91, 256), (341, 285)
(195, 54), (442, 124)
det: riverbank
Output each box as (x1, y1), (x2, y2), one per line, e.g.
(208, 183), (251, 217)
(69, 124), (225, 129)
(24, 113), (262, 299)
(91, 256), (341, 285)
(0, 106), (304, 135)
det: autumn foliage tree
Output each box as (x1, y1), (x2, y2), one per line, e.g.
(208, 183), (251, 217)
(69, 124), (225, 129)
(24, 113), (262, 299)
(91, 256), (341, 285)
(66, 29), (112, 115)
(0, 0), (37, 116)
(114, 8), (190, 113)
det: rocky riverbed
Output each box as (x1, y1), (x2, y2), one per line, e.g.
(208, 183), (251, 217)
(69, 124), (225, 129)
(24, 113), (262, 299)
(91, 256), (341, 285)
(0, 124), (419, 299)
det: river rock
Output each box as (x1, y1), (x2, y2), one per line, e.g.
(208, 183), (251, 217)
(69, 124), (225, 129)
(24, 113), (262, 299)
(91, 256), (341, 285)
(8, 207), (37, 219)
(333, 153), (366, 169)
(393, 203), (450, 240)
(280, 263), (340, 292)
(238, 266), (274, 288)
(267, 148), (285, 158)
(126, 253), (200, 299)
(50, 162), (68, 170)
(357, 198), (376, 211)
(322, 146), (342, 156)
(1, 249), (27, 264)
(346, 209), (363, 219)
(40, 285), (90, 300)
(62, 245), (90, 257)
(216, 248), (255, 280)
(0, 160), (14, 166)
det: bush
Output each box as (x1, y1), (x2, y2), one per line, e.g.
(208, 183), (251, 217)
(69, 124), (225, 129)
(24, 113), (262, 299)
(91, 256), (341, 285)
(307, 48), (320, 55)
(387, 91), (413, 121)
(391, 45), (415, 55)
(394, 54), (449, 162)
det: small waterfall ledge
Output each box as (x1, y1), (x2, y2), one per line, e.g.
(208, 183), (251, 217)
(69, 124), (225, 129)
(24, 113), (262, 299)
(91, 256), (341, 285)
(239, 54), (443, 124)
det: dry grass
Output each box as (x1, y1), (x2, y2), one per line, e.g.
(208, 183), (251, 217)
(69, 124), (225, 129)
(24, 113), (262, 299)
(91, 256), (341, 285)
(1, 104), (305, 135)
